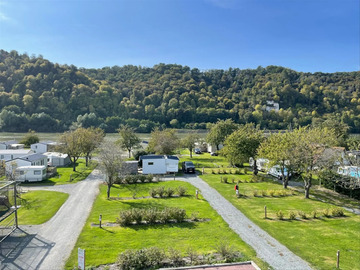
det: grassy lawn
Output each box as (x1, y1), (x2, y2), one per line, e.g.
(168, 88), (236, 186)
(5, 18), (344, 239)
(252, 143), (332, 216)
(65, 181), (269, 269)
(180, 152), (230, 168)
(17, 190), (69, 224)
(21, 159), (97, 186)
(200, 174), (360, 270)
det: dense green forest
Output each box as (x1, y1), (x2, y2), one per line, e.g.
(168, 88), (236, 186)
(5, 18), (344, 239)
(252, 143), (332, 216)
(0, 49), (359, 133)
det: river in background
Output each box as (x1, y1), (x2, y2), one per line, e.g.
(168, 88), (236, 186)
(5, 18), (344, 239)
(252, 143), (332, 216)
(0, 130), (208, 144)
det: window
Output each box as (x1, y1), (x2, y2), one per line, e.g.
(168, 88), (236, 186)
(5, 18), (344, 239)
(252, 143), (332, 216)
(0, 155), (3, 159)
(148, 162), (154, 165)
(34, 170), (41, 175)
(20, 171), (25, 175)
(41, 160), (44, 165)
(43, 169), (46, 175)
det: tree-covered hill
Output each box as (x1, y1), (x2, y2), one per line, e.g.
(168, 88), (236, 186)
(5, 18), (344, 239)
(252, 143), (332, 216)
(0, 49), (359, 132)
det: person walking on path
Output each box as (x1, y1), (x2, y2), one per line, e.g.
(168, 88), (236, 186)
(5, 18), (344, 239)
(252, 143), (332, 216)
(234, 183), (239, 197)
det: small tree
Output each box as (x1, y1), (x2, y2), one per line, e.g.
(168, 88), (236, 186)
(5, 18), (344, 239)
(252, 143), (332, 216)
(20, 130), (39, 147)
(117, 125), (141, 158)
(221, 124), (263, 174)
(181, 133), (200, 158)
(206, 119), (238, 151)
(258, 131), (296, 188)
(58, 130), (83, 172)
(78, 127), (104, 166)
(98, 141), (124, 199)
(147, 128), (179, 155)
(292, 127), (337, 198)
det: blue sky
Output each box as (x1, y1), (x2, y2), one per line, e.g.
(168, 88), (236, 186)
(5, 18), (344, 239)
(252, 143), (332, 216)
(0, 0), (358, 72)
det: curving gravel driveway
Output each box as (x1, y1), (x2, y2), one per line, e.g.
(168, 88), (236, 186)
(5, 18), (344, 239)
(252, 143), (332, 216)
(1, 169), (103, 270)
(170, 174), (313, 270)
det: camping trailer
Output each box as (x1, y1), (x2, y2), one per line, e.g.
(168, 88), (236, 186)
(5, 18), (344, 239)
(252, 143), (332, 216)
(14, 166), (47, 182)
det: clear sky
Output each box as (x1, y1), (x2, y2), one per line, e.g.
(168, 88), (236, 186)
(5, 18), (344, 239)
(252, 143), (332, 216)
(0, 0), (359, 73)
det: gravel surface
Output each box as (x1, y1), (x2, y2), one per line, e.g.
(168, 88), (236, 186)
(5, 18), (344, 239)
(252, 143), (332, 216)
(1, 169), (103, 270)
(168, 175), (313, 270)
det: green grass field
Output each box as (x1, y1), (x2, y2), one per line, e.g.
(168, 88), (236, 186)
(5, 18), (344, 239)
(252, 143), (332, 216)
(65, 181), (269, 269)
(17, 190), (69, 224)
(199, 173), (360, 270)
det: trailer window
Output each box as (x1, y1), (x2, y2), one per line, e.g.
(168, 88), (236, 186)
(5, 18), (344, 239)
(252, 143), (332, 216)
(148, 162), (154, 165)
(34, 170), (41, 175)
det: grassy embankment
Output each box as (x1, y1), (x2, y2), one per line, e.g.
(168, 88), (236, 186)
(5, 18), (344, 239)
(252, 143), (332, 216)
(184, 153), (360, 270)
(65, 181), (269, 269)
(17, 190), (69, 224)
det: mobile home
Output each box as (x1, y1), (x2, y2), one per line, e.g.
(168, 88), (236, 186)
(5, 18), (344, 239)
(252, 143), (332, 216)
(14, 166), (47, 182)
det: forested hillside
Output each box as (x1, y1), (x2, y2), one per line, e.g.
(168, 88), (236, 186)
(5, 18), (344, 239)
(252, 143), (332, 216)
(0, 49), (359, 133)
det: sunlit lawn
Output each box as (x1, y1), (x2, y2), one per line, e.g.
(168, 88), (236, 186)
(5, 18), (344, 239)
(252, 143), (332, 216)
(65, 181), (269, 269)
(200, 174), (360, 270)
(17, 190), (69, 224)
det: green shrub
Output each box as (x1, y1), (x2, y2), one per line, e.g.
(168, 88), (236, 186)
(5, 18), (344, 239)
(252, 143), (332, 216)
(214, 241), (240, 262)
(159, 208), (172, 223)
(131, 208), (143, 224)
(311, 210), (318, 219)
(223, 169), (227, 174)
(289, 211), (297, 220)
(149, 188), (157, 198)
(235, 169), (240, 174)
(297, 211), (307, 219)
(177, 186), (187, 196)
(117, 210), (133, 226)
(268, 190), (275, 197)
(165, 187), (175, 197)
(144, 208), (158, 224)
(252, 190), (259, 197)
(244, 168), (249, 174)
(217, 169), (221, 174)
(223, 176), (228, 183)
(261, 190), (266, 197)
(231, 177), (235, 183)
(229, 169), (233, 174)
(168, 248), (184, 267)
(170, 207), (187, 222)
(157, 186), (165, 198)
(331, 208), (345, 217)
(190, 211), (199, 221)
(323, 208), (331, 218)
(211, 169), (215, 174)
(117, 247), (165, 270)
(139, 175), (147, 183)
(276, 210), (284, 220)
(147, 174), (154, 182)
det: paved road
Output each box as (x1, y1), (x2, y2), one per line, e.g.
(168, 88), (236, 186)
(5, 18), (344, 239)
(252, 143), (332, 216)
(168, 175), (313, 270)
(1, 169), (103, 270)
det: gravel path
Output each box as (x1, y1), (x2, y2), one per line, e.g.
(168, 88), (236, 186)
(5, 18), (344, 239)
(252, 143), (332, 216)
(1, 169), (103, 270)
(169, 175), (313, 270)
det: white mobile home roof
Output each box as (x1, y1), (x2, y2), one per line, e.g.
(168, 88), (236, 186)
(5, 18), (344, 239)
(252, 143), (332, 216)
(0, 149), (32, 155)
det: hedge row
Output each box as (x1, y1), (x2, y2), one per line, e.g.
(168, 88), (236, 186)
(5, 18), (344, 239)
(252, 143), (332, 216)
(276, 208), (345, 220)
(117, 207), (187, 226)
(117, 244), (245, 270)
(149, 186), (187, 198)
(115, 174), (156, 184)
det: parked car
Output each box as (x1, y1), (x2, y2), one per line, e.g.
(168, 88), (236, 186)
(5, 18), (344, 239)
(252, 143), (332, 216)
(210, 152), (218, 156)
(182, 161), (195, 173)
(194, 148), (202, 154)
(268, 165), (291, 180)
